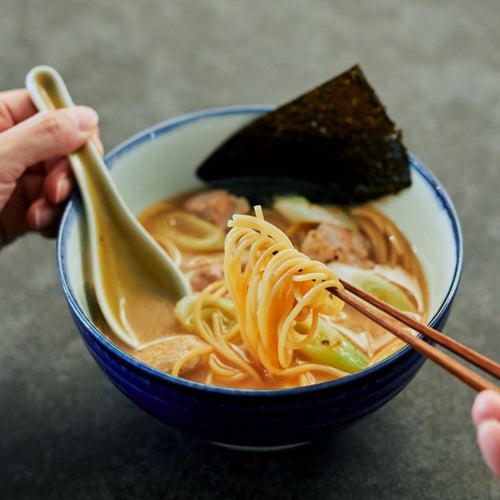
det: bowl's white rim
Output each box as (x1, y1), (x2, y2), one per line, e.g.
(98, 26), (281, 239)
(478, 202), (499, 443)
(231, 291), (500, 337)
(57, 105), (464, 397)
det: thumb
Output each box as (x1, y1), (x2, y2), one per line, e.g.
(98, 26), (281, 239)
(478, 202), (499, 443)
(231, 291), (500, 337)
(0, 106), (98, 179)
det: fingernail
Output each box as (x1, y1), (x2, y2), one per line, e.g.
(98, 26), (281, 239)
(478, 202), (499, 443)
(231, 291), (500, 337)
(72, 106), (99, 132)
(55, 177), (72, 204)
(34, 205), (56, 229)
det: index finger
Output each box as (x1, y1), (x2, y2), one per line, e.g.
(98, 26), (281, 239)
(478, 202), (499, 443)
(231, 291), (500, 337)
(0, 89), (38, 132)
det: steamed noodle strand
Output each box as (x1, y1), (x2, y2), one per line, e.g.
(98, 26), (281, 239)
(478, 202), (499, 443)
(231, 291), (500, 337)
(227, 211), (344, 373)
(351, 205), (428, 313)
(191, 283), (262, 382)
(174, 207), (349, 386)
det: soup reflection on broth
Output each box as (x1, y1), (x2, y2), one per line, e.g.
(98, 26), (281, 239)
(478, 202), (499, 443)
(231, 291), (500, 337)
(89, 189), (428, 390)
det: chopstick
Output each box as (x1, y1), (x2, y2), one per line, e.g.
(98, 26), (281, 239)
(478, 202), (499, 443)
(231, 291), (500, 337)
(340, 279), (500, 378)
(328, 281), (500, 393)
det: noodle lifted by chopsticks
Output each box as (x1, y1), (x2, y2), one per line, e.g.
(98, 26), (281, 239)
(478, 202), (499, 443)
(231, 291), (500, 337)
(226, 206), (344, 372)
(175, 207), (347, 386)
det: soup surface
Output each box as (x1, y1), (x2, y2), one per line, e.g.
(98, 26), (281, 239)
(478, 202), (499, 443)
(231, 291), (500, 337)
(90, 189), (428, 390)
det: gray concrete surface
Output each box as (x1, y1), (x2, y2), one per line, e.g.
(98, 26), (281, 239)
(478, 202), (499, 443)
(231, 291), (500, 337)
(1, 1), (499, 498)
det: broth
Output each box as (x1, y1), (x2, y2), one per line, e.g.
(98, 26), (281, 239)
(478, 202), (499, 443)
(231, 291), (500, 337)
(90, 189), (428, 390)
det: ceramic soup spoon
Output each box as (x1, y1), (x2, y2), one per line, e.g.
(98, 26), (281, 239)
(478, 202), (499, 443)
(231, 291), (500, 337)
(26, 65), (191, 349)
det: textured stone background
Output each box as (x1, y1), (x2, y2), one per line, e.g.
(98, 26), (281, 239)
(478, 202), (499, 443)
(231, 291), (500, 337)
(1, 1), (499, 498)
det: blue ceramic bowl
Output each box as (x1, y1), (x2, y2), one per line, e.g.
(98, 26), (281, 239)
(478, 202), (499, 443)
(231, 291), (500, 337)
(57, 106), (463, 449)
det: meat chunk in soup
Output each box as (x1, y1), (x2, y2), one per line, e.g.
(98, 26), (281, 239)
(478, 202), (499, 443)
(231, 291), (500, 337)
(300, 223), (371, 264)
(135, 335), (207, 374)
(184, 189), (250, 230)
(188, 261), (225, 291)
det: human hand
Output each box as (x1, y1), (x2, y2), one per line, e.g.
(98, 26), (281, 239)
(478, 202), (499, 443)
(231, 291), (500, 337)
(0, 89), (102, 246)
(472, 389), (500, 478)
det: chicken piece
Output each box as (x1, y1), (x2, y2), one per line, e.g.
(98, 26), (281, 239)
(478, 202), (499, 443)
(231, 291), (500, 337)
(135, 335), (207, 375)
(184, 189), (250, 230)
(188, 262), (225, 292)
(300, 223), (371, 264)
(286, 222), (316, 249)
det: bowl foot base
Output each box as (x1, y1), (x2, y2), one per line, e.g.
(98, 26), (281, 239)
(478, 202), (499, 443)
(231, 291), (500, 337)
(209, 441), (310, 452)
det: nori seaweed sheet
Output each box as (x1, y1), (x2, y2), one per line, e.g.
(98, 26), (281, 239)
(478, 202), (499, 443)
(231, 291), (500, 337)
(196, 65), (411, 205)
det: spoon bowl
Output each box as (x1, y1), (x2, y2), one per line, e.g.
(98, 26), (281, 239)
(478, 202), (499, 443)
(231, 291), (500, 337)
(25, 65), (191, 349)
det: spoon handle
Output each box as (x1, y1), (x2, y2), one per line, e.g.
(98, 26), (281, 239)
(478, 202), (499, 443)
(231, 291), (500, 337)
(25, 66), (107, 191)
(25, 64), (76, 110)
(25, 65), (145, 248)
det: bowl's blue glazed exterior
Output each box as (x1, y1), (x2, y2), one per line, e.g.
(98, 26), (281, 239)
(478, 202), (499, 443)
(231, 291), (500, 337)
(57, 106), (463, 449)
